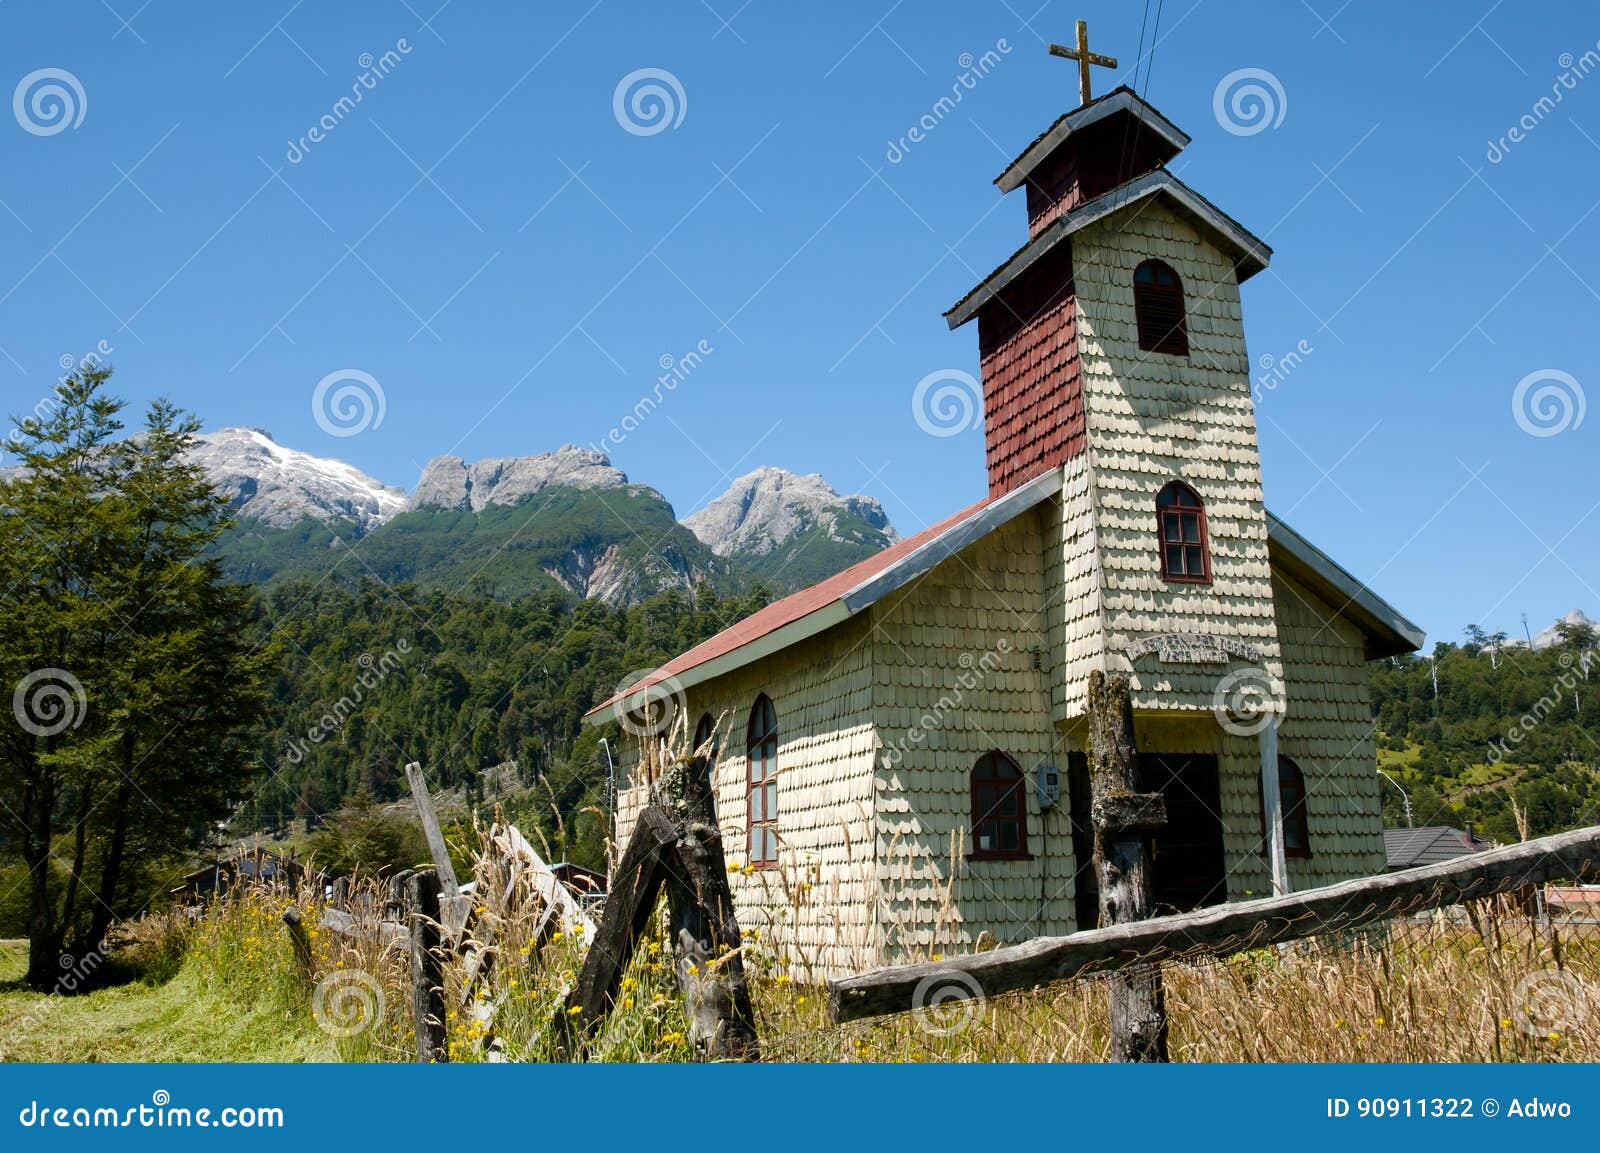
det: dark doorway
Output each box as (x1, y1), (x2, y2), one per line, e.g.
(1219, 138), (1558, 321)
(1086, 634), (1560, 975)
(1065, 751), (1096, 930)
(1142, 753), (1228, 913)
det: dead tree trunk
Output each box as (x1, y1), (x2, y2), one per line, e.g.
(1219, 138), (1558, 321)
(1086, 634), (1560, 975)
(662, 755), (760, 1062)
(408, 869), (448, 1063)
(557, 755), (759, 1062)
(1086, 669), (1169, 1063)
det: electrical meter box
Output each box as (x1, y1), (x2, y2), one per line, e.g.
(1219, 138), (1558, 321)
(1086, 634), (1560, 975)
(1035, 763), (1060, 811)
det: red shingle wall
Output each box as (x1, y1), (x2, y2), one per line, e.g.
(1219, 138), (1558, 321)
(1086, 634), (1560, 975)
(976, 244), (1084, 499)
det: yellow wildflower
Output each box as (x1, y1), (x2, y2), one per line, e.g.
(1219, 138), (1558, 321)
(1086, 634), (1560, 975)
(567, 1005), (584, 1017)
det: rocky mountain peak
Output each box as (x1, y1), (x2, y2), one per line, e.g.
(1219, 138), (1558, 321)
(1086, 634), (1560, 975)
(407, 445), (633, 513)
(683, 467), (897, 559)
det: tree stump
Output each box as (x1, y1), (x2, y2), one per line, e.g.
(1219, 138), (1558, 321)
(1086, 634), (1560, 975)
(1086, 669), (1169, 1063)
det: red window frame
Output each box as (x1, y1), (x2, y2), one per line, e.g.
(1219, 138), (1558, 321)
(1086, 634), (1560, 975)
(1258, 756), (1313, 859)
(1156, 480), (1212, 585)
(1133, 259), (1189, 356)
(969, 752), (1031, 861)
(746, 695), (779, 869)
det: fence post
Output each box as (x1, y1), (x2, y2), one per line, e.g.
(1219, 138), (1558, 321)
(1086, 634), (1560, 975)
(1086, 669), (1169, 1062)
(280, 906), (315, 979)
(407, 869), (448, 1063)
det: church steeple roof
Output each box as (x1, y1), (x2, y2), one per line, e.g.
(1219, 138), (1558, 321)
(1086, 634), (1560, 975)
(993, 86), (1188, 194)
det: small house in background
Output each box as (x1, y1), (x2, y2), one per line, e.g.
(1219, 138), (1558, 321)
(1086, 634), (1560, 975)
(549, 861), (607, 908)
(1546, 884), (1600, 923)
(1383, 826), (1494, 872)
(170, 847), (318, 906)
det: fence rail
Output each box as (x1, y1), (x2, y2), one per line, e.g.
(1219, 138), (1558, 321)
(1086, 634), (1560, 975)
(828, 824), (1600, 1025)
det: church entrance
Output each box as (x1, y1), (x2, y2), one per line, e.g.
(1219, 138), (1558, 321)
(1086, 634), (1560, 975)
(1143, 753), (1228, 914)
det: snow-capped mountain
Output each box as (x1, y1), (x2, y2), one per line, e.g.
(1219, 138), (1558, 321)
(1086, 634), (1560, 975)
(684, 467), (898, 587)
(1532, 609), (1598, 649)
(190, 427), (405, 533)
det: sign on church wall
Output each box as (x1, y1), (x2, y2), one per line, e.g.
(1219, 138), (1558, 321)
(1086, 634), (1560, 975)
(1125, 632), (1262, 666)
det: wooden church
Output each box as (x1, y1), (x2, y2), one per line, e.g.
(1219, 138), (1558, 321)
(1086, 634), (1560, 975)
(587, 44), (1422, 979)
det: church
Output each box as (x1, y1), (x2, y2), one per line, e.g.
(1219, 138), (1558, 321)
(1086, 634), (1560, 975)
(586, 47), (1423, 980)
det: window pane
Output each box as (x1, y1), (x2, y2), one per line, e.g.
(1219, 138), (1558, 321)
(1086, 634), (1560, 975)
(750, 789), (763, 823)
(765, 780), (777, 818)
(1163, 516), (1182, 543)
(1167, 544), (1184, 573)
(1182, 513), (1200, 543)
(1186, 546), (1204, 575)
(764, 827), (777, 862)
(1000, 822), (1019, 851)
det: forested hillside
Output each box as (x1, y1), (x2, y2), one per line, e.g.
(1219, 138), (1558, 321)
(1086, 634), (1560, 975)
(242, 579), (771, 866)
(1368, 622), (1600, 843)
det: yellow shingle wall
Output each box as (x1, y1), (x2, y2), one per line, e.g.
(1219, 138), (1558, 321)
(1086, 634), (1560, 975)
(870, 510), (1080, 954)
(612, 614), (881, 980)
(1071, 199), (1284, 712)
(1051, 455), (1107, 722)
(1270, 571), (1388, 884)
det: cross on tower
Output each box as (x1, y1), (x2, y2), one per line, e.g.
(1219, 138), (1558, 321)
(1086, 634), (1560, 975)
(1048, 20), (1118, 107)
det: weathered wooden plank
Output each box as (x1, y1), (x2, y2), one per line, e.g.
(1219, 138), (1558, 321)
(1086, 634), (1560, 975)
(828, 824), (1600, 1024)
(494, 823), (597, 940)
(405, 761), (460, 897)
(408, 869), (448, 1063)
(1086, 670), (1167, 1063)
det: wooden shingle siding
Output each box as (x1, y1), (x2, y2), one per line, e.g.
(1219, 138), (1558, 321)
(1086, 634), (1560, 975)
(1072, 199), (1284, 712)
(613, 614), (881, 980)
(870, 512), (1079, 954)
(1270, 572), (1388, 886)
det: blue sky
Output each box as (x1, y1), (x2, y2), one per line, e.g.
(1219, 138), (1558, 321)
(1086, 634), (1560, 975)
(0, 0), (1596, 646)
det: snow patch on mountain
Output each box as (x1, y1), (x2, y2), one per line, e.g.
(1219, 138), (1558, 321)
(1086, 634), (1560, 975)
(191, 427), (406, 532)
(1532, 609), (1598, 649)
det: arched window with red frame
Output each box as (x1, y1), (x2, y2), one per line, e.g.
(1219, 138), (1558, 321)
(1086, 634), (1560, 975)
(970, 752), (1030, 860)
(693, 712), (717, 757)
(1156, 480), (1211, 584)
(1134, 259), (1189, 355)
(1259, 756), (1312, 859)
(746, 695), (779, 868)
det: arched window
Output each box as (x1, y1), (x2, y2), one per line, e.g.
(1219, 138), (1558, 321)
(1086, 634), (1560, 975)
(746, 695), (779, 868)
(970, 752), (1030, 860)
(693, 712), (717, 757)
(1156, 480), (1211, 584)
(1260, 756), (1312, 859)
(1133, 259), (1189, 356)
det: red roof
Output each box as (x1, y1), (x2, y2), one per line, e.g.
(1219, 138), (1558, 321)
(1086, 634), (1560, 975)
(587, 493), (992, 717)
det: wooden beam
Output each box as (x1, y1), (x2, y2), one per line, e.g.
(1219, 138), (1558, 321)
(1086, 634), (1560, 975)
(405, 761), (460, 897)
(408, 869), (448, 1062)
(828, 824), (1600, 1024)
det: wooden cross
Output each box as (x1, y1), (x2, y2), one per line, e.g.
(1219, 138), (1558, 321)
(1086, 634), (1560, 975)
(1048, 20), (1118, 107)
